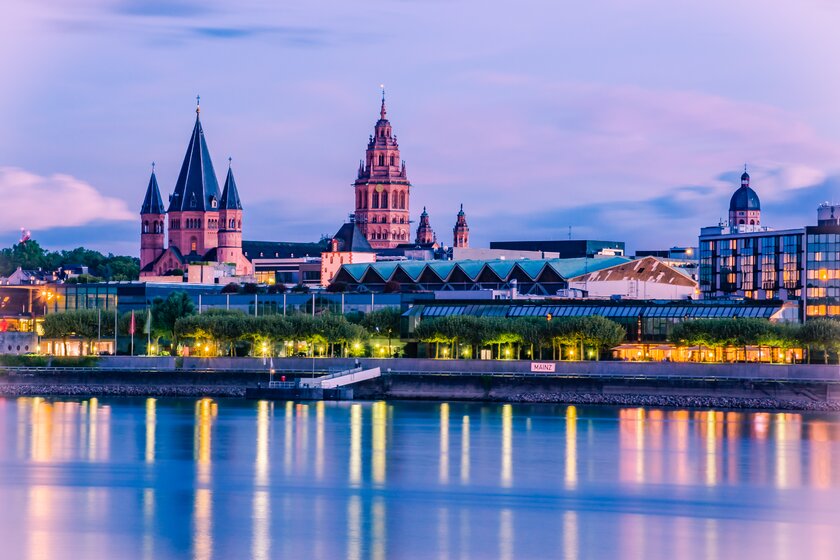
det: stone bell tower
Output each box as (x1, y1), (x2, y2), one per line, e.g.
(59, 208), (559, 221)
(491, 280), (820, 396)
(352, 89), (412, 249)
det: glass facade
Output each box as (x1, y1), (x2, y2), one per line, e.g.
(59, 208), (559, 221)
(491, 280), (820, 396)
(805, 227), (840, 318)
(699, 228), (804, 307)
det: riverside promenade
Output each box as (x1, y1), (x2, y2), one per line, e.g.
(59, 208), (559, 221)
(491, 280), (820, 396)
(1, 356), (839, 410)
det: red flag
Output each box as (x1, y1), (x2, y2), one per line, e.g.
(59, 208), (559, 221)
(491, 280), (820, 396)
(129, 310), (136, 335)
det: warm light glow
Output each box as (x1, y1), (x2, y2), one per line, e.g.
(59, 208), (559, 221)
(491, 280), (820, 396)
(349, 404), (362, 485)
(461, 415), (470, 484)
(439, 403), (450, 484)
(372, 401), (387, 485)
(565, 406), (577, 488)
(145, 398), (156, 464)
(501, 404), (513, 487)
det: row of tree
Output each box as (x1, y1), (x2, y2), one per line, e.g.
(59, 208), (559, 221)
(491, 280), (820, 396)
(669, 318), (840, 363)
(0, 239), (140, 280)
(413, 315), (627, 360)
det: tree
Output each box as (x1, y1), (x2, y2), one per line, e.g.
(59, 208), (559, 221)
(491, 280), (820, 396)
(577, 316), (626, 360)
(362, 308), (402, 355)
(152, 292), (196, 353)
(799, 319), (840, 364)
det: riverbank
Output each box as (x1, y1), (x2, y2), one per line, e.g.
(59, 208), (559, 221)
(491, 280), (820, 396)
(2, 372), (840, 410)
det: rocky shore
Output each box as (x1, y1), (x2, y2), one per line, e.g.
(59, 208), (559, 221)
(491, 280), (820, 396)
(2, 381), (839, 411)
(504, 391), (840, 411)
(0, 384), (246, 398)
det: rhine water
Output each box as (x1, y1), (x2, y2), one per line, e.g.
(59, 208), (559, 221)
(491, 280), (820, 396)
(1, 397), (839, 559)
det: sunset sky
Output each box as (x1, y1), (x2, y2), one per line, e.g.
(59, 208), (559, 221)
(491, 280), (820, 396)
(3, 0), (840, 255)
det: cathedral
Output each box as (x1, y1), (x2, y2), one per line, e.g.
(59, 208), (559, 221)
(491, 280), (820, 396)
(351, 91), (471, 250)
(140, 100), (253, 278)
(352, 91), (413, 249)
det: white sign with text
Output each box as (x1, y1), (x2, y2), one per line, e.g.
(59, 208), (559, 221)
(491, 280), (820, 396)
(530, 362), (556, 373)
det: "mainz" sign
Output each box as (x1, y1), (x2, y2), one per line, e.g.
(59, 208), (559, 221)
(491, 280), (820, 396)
(530, 362), (556, 373)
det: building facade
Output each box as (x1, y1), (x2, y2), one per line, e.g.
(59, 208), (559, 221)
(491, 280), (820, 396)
(699, 170), (840, 320)
(453, 204), (469, 248)
(140, 101), (253, 279)
(352, 92), (412, 249)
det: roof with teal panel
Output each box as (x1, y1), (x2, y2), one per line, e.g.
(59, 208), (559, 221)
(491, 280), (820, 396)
(547, 256), (630, 279)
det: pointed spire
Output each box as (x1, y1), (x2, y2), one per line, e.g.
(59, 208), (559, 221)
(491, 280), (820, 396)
(741, 163), (750, 186)
(380, 84), (387, 120)
(196, 94), (201, 116)
(168, 100), (222, 212)
(141, 167), (165, 215)
(220, 164), (242, 210)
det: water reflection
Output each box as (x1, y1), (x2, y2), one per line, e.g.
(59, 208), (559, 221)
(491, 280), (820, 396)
(501, 404), (513, 487)
(460, 415), (470, 485)
(252, 400), (271, 560)
(372, 401), (387, 485)
(2, 398), (840, 560)
(193, 398), (216, 560)
(440, 403), (450, 484)
(565, 406), (577, 489)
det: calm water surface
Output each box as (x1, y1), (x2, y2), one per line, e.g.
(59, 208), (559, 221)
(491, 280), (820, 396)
(1, 397), (839, 559)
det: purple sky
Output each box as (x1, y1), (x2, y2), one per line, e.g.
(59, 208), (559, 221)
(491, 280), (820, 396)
(2, 0), (840, 256)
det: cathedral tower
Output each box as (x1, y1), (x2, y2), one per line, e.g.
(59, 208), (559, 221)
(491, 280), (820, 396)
(217, 162), (252, 274)
(167, 98), (221, 256)
(139, 166), (165, 270)
(352, 90), (412, 249)
(453, 204), (469, 248)
(729, 166), (761, 227)
(415, 206), (435, 244)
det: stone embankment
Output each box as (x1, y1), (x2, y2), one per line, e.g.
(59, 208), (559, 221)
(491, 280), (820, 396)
(0, 384), (245, 398)
(504, 392), (840, 411)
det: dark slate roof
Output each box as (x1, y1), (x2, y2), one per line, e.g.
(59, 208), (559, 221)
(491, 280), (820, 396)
(729, 186), (761, 211)
(242, 240), (328, 260)
(140, 171), (165, 215)
(168, 115), (222, 213)
(332, 222), (373, 252)
(220, 167), (242, 210)
(140, 246), (185, 273)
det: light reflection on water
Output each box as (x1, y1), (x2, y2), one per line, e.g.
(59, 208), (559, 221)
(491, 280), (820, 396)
(1, 398), (840, 559)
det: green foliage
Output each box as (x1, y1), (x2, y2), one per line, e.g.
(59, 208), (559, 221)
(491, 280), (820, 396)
(0, 355), (50, 367)
(0, 240), (140, 280)
(413, 314), (624, 359)
(42, 309), (115, 341)
(362, 308), (402, 338)
(799, 319), (840, 363)
(151, 292), (197, 350)
(173, 311), (371, 357)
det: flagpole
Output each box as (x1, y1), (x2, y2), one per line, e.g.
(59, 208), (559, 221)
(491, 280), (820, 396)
(130, 310), (135, 357)
(147, 307), (151, 355)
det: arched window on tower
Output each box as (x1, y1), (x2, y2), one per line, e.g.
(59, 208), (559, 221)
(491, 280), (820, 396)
(378, 154), (385, 166)
(399, 192), (406, 209)
(382, 191), (388, 208)
(390, 155), (395, 166)
(372, 192), (379, 209)
(143, 221), (149, 233)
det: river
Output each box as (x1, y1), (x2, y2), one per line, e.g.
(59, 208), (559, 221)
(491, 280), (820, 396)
(0, 397), (838, 559)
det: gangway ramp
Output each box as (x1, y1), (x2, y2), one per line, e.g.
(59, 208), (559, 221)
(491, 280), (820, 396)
(299, 367), (382, 389)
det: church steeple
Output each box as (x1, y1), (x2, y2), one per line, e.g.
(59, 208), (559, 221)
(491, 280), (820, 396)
(220, 161), (242, 210)
(352, 89), (412, 249)
(453, 204), (469, 248)
(415, 206), (435, 245)
(140, 165), (166, 271)
(168, 100), (221, 213)
(140, 165), (165, 215)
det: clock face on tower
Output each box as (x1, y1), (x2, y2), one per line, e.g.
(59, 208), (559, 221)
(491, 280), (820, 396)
(375, 184), (384, 193)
